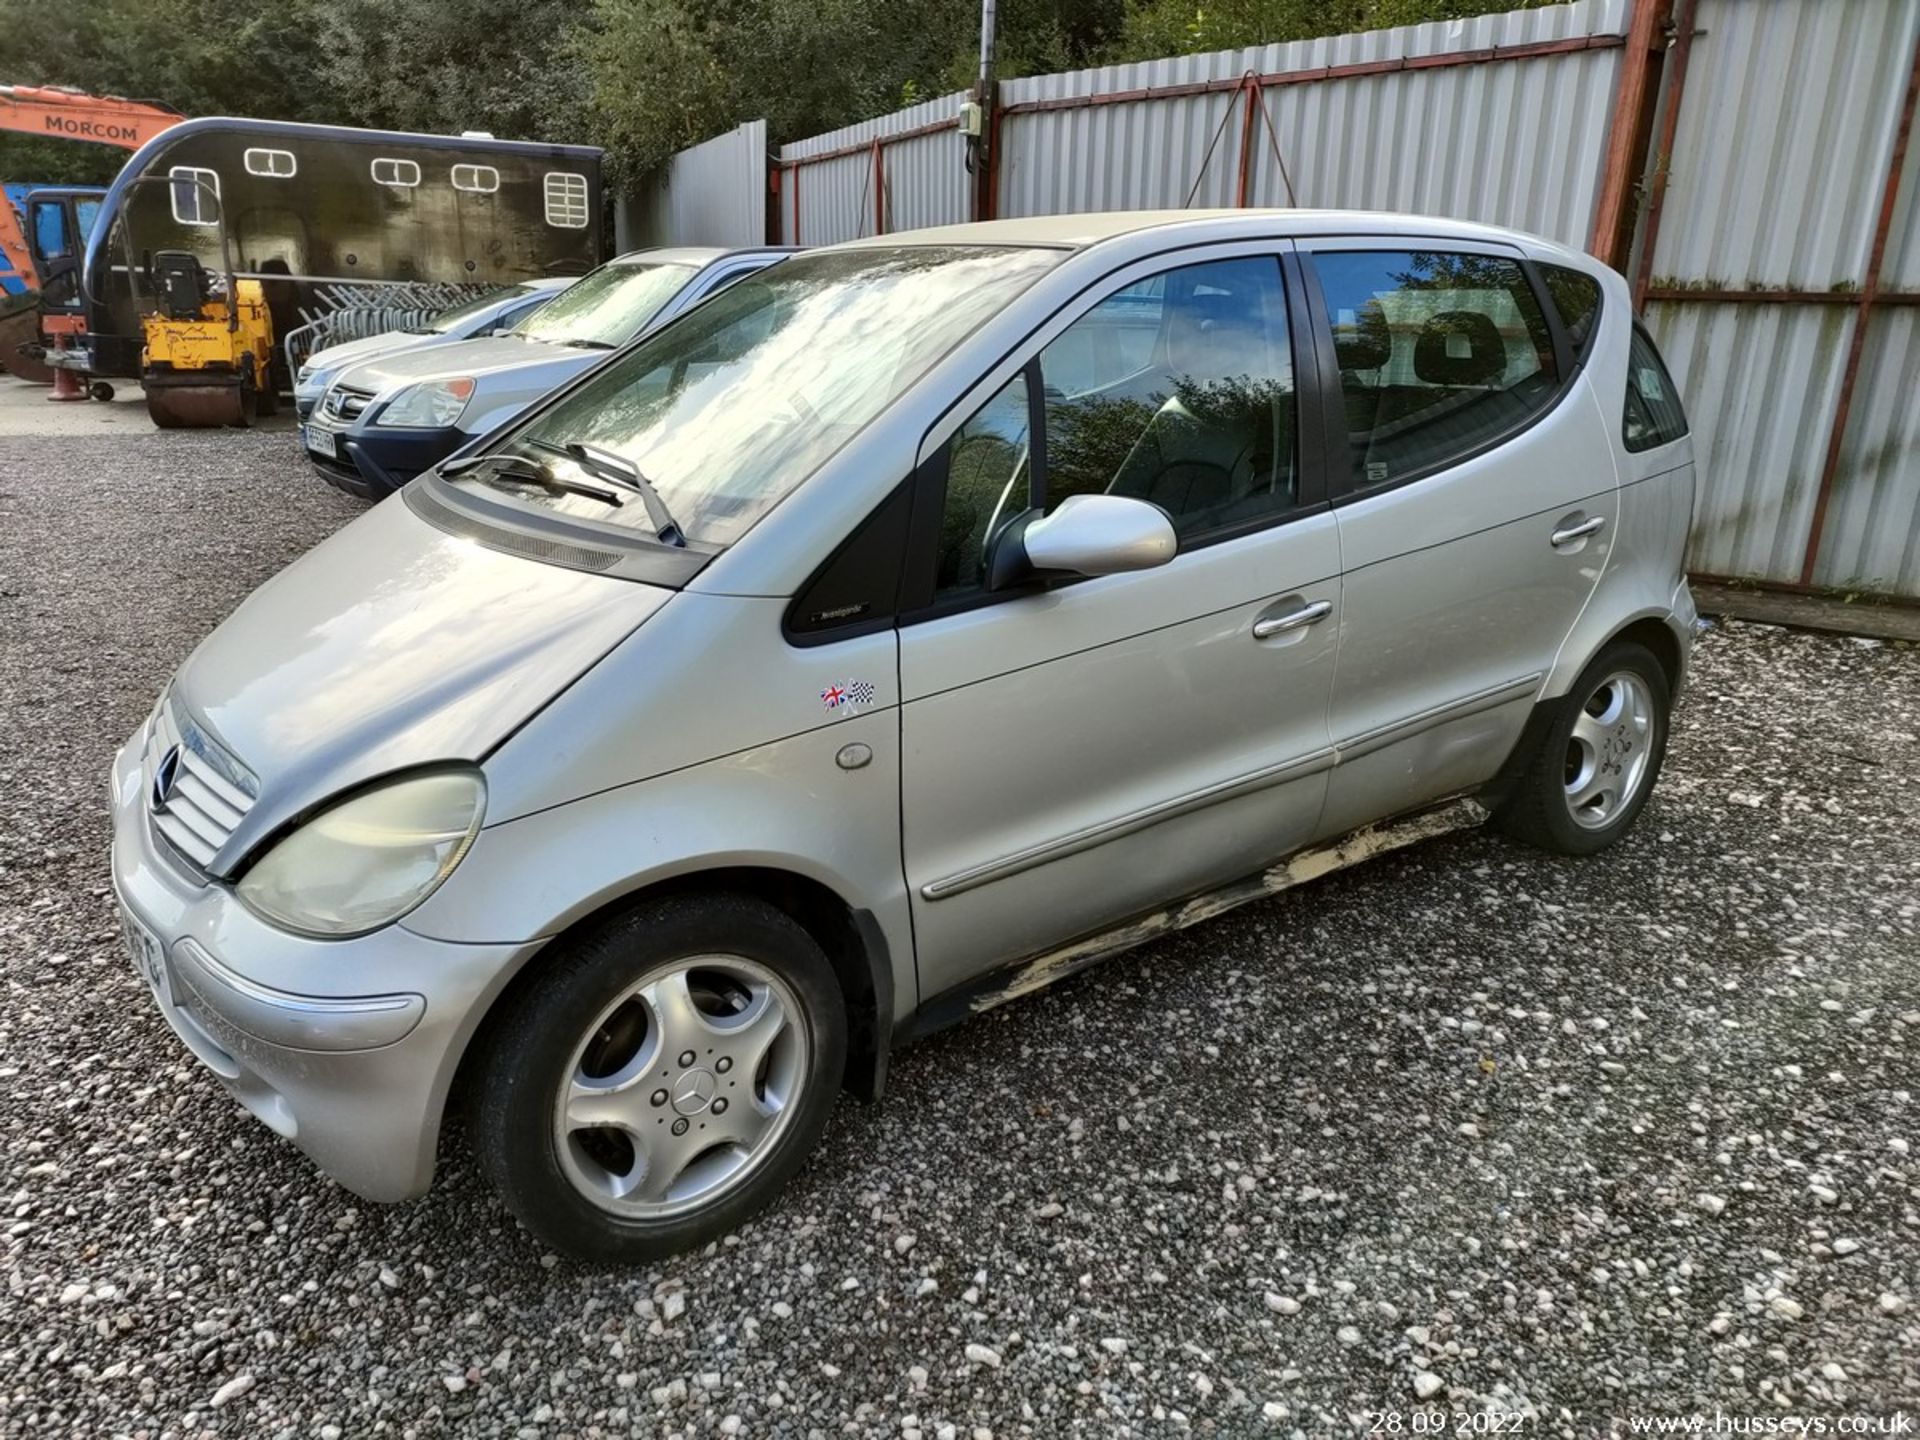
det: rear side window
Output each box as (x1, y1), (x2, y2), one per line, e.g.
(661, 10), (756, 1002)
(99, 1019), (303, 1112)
(1540, 264), (1601, 357)
(1623, 325), (1689, 451)
(1314, 250), (1558, 489)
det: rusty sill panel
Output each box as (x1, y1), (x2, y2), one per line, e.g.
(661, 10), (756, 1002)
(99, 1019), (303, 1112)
(905, 796), (1489, 1038)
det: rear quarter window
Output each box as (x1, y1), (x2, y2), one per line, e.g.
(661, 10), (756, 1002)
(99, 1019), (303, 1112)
(1622, 326), (1689, 452)
(1540, 264), (1602, 359)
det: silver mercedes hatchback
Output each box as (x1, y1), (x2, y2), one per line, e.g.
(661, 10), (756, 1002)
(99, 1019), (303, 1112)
(110, 210), (1698, 1262)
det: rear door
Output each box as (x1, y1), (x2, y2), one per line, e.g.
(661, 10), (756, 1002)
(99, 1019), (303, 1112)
(1298, 239), (1617, 837)
(894, 244), (1343, 1001)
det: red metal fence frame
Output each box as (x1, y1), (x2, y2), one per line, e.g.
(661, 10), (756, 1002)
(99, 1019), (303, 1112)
(1622, 9), (1920, 591)
(780, 30), (1627, 241)
(773, 2), (1918, 599)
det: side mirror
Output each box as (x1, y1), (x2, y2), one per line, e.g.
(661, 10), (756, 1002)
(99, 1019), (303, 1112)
(990, 493), (1178, 588)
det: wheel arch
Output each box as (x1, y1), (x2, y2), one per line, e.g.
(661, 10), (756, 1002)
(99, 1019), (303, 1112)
(444, 865), (895, 1144)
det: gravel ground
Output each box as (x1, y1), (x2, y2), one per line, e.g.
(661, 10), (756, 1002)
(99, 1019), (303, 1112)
(1, 425), (1916, 1439)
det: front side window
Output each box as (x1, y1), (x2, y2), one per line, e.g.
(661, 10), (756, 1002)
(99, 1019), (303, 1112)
(169, 166), (220, 226)
(467, 247), (1062, 551)
(936, 372), (1031, 598)
(1315, 249), (1558, 488)
(31, 201), (69, 260)
(1622, 325), (1689, 452)
(544, 171), (589, 227)
(453, 164), (501, 194)
(1042, 257), (1295, 538)
(932, 255), (1297, 599)
(510, 261), (695, 349)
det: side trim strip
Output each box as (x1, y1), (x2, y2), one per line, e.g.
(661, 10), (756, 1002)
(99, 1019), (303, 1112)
(919, 672), (1541, 902)
(920, 746), (1337, 900)
(1333, 671), (1543, 765)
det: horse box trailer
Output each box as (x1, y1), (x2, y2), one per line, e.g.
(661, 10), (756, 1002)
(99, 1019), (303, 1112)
(57, 117), (606, 388)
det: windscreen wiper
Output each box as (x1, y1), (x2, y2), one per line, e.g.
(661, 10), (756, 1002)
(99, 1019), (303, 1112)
(439, 450), (622, 506)
(560, 338), (617, 351)
(563, 442), (687, 547)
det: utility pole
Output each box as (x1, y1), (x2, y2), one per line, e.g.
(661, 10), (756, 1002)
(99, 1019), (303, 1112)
(968, 0), (998, 222)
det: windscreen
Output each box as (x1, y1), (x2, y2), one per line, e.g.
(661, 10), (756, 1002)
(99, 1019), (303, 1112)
(464, 246), (1062, 550)
(512, 261), (694, 348)
(427, 284), (537, 334)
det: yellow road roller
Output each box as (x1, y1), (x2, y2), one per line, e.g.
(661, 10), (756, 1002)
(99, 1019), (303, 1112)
(142, 250), (275, 428)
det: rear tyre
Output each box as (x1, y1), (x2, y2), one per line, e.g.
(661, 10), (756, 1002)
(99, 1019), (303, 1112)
(1497, 640), (1670, 856)
(88, 381), (115, 402)
(472, 893), (846, 1263)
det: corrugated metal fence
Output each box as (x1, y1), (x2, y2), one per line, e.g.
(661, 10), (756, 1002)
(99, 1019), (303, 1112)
(776, 2), (1632, 249)
(1637, 0), (1920, 596)
(777, 90), (973, 246)
(643, 0), (1920, 599)
(626, 119), (770, 250)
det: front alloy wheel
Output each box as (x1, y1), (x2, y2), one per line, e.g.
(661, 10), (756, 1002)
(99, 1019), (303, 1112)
(474, 894), (846, 1262)
(557, 956), (809, 1218)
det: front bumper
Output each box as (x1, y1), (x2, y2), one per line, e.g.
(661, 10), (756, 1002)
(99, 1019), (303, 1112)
(304, 418), (468, 500)
(109, 725), (535, 1202)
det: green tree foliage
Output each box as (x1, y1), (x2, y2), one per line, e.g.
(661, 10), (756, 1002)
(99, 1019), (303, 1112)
(1114, 0), (1554, 59)
(0, 0), (1553, 189)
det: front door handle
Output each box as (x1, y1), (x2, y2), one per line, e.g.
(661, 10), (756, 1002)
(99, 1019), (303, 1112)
(1551, 515), (1606, 548)
(1252, 599), (1333, 639)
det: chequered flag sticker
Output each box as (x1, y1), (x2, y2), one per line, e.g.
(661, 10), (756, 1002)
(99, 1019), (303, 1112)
(821, 678), (878, 712)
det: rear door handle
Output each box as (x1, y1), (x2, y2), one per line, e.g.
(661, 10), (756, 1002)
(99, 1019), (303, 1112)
(1551, 516), (1606, 547)
(1252, 599), (1333, 639)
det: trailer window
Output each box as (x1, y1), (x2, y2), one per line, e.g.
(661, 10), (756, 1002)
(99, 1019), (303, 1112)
(453, 164), (501, 194)
(244, 147), (297, 179)
(169, 167), (220, 226)
(372, 158), (421, 188)
(545, 172), (589, 228)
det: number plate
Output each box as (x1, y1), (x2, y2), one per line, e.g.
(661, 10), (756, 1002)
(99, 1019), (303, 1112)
(120, 905), (171, 1009)
(303, 426), (337, 460)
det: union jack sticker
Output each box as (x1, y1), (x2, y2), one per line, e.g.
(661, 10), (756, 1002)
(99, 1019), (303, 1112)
(821, 678), (878, 712)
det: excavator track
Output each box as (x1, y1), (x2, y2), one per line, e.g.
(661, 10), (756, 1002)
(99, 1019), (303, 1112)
(0, 304), (53, 384)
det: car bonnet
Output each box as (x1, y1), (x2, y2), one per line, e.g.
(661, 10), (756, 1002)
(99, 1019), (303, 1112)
(164, 493), (670, 875)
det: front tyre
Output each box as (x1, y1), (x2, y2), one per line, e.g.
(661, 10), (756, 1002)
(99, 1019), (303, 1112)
(473, 894), (847, 1262)
(1498, 640), (1671, 856)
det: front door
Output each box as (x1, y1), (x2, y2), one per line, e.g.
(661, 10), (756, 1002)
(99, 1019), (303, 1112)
(1298, 242), (1620, 837)
(896, 246), (1342, 1001)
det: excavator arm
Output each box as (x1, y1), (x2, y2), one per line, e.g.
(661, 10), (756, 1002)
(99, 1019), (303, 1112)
(0, 85), (181, 290)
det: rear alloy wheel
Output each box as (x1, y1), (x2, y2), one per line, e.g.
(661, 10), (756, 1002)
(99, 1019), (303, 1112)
(474, 894), (846, 1262)
(1498, 640), (1670, 856)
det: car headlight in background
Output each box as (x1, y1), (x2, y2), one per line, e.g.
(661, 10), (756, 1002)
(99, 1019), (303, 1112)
(236, 769), (486, 937)
(376, 377), (475, 428)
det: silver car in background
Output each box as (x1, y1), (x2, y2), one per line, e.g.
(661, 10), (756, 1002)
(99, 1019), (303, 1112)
(291, 278), (577, 421)
(304, 246), (790, 499)
(110, 211), (1697, 1263)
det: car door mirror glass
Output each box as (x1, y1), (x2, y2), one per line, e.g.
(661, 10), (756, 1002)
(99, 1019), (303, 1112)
(996, 493), (1177, 586)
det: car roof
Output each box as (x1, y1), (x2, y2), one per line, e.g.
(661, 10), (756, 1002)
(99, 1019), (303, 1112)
(833, 208), (1585, 265)
(609, 246), (797, 268)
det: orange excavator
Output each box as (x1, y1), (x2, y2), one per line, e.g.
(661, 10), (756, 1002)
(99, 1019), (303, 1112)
(0, 85), (181, 385)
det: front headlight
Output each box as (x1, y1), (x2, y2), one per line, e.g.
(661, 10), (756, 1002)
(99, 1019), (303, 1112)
(236, 770), (485, 937)
(376, 377), (475, 428)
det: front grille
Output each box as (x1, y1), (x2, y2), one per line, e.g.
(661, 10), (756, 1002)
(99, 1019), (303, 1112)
(144, 701), (258, 873)
(321, 384), (375, 423)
